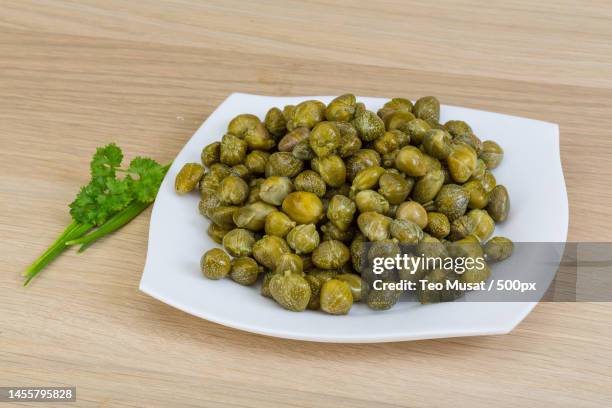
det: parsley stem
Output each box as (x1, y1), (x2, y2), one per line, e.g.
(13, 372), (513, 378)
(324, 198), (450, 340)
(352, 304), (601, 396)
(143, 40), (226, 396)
(23, 222), (92, 286)
(65, 200), (151, 251)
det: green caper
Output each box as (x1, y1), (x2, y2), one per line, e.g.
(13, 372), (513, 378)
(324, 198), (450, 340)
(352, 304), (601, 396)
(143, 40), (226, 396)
(481, 170), (497, 193)
(312, 240), (350, 269)
(305, 274), (322, 309)
(423, 129), (452, 159)
(413, 96), (440, 124)
(325, 93), (357, 122)
(292, 139), (316, 161)
(470, 159), (487, 181)
(222, 228), (256, 257)
(373, 131), (400, 155)
(487, 185), (510, 222)
(261, 271), (276, 298)
(228, 114), (260, 138)
(447, 143), (478, 183)
(252, 235), (290, 269)
(218, 175), (249, 205)
(480, 140), (504, 169)
(355, 190), (389, 214)
(259, 176), (293, 205)
(286, 224), (320, 254)
(232, 201), (276, 231)
(201, 142), (221, 167)
(199, 188), (222, 217)
(199, 172), (222, 191)
(446, 235), (484, 259)
(395, 201), (428, 229)
(207, 223), (231, 244)
(320, 279), (353, 315)
(411, 169), (445, 204)
(390, 218), (423, 244)
(281, 191), (324, 224)
(444, 120), (473, 139)
(327, 194), (357, 231)
(417, 235), (448, 258)
(463, 179), (489, 209)
(395, 146), (427, 177)
(269, 271), (311, 312)
(282, 105), (295, 123)
(378, 172), (413, 204)
(230, 164), (250, 180)
(425, 212), (450, 239)
(335, 122), (363, 158)
(294, 170), (327, 197)
(460, 262), (491, 285)
(200, 248), (231, 280)
(357, 211), (391, 241)
(384, 111), (416, 133)
(275, 253), (304, 275)
(350, 234), (367, 273)
(454, 132), (483, 155)
(484, 236), (514, 262)
(320, 222), (354, 243)
(404, 118), (431, 145)
(378, 98), (413, 119)
(220, 134), (248, 166)
(230, 257), (262, 286)
(309, 121), (341, 157)
(288, 100), (326, 130)
(353, 109), (385, 142)
(278, 127), (309, 152)
(264, 211), (296, 237)
(311, 155), (346, 187)
(350, 166), (385, 195)
(265, 152), (304, 178)
(209, 163), (232, 180)
(264, 107), (287, 138)
(417, 269), (463, 304)
(336, 273), (363, 302)
(434, 184), (469, 221)
(175, 163), (205, 194)
(208, 205), (239, 229)
(345, 149), (381, 181)
(244, 151), (270, 175)
(366, 283), (401, 310)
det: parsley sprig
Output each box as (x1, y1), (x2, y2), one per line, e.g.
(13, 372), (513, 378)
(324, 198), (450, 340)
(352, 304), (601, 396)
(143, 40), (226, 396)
(23, 144), (170, 285)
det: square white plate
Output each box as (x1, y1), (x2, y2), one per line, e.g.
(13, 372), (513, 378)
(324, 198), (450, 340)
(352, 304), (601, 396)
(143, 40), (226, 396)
(140, 93), (568, 342)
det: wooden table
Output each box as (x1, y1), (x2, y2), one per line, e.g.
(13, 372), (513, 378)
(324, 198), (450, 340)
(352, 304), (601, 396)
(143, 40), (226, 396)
(2, 1), (611, 407)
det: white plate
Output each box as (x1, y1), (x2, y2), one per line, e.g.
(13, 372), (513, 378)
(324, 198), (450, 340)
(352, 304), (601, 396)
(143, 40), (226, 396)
(140, 93), (568, 343)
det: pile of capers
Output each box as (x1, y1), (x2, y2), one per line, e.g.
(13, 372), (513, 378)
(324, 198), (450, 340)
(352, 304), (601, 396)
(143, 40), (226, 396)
(175, 94), (512, 314)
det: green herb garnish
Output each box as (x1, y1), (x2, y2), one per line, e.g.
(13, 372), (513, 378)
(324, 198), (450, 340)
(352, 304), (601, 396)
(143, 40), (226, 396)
(22, 143), (170, 285)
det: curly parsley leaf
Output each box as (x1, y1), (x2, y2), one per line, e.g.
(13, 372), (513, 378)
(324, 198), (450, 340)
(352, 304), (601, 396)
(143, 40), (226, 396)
(91, 143), (123, 179)
(127, 157), (166, 203)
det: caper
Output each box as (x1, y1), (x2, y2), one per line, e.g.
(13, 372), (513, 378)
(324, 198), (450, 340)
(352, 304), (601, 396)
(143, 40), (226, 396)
(269, 271), (311, 312)
(353, 109), (385, 142)
(199, 188), (222, 217)
(336, 121), (362, 157)
(463, 179), (489, 209)
(264, 107), (287, 138)
(278, 127), (309, 152)
(201, 142), (221, 167)
(350, 166), (386, 195)
(294, 170), (327, 197)
(175, 163), (205, 194)
(207, 223), (231, 244)
(390, 218), (423, 244)
(447, 142), (477, 183)
(336, 273), (363, 302)
(292, 139), (316, 161)
(395, 146), (427, 177)
(264, 211), (296, 237)
(423, 129), (452, 159)
(230, 257), (262, 286)
(487, 185), (510, 222)
(378, 172), (412, 204)
(355, 190), (389, 214)
(281, 191), (324, 224)
(435, 184), (469, 222)
(309, 121), (341, 157)
(208, 205), (239, 229)
(413, 96), (440, 124)
(357, 211), (391, 241)
(373, 131), (400, 155)
(252, 235), (290, 269)
(259, 176), (294, 205)
(311, 155), (346, 187)
(219, 175), (249, 205)
(395, 201), (428, 229)
(366, 283), (401, 310)
(425, 212), (450, 239)
(320, 279), (353, 315)
(312, 240), (350, 269)
(286, 224), (320, 254)
(444, 120), (473, 139)
(377, 97), (413, 119)
(327, 194), (356, 231)
(222, 228), (255, 257)
(405, 118), (431, 145)
(481, 170), (497, 193)
(232, 201), (276, 231)
(325, 93), (356, 122)
(265, 152), (304, 178)
(480, 140), (504, 169)
(244, 151), (270, 175)
(275, 253), (304, 275)
(201, 248), (231, 280)
(346, 149), (381, 181)
(288, 100), (326, 130)
(484, 236), (514, 262)
(320, 221), (354, 243)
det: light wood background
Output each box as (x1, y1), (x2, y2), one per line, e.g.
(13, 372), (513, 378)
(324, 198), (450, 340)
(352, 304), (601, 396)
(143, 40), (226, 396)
(1, 1), (612, 407)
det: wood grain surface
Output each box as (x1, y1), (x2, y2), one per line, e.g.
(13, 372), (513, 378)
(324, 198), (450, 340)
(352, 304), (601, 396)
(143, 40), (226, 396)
(1, 1), (612, 407)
